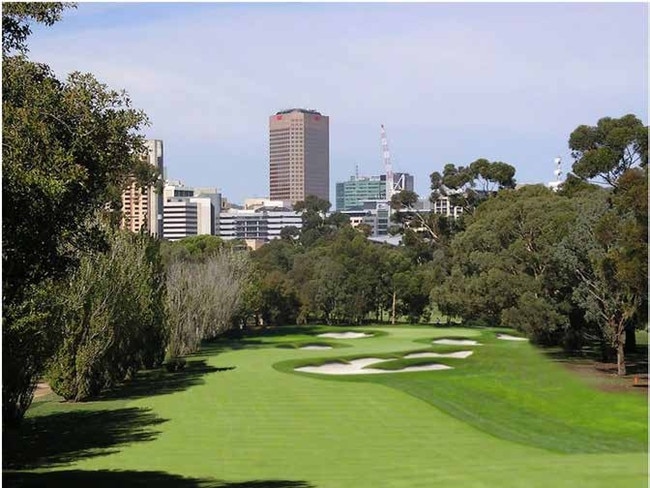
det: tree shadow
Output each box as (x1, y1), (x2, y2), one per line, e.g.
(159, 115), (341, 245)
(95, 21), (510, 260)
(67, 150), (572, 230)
(96, 359), (233, 402)
(3, 408), (167, 470)
(3, 470), (315, 488)
(545, 345), (648, 374)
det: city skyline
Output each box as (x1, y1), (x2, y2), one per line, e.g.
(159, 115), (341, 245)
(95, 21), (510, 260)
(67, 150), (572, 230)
(26, 2), (648, 204)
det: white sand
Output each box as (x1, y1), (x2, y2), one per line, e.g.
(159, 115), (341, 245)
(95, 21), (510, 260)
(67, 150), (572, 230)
(300, 345), (333, 350)
(317, 332), (372, 339)
(295, 357), (453, 375)
(433, 339), (481, 346)
(496, 333), (528, 341)
(404, 351), (474, 359)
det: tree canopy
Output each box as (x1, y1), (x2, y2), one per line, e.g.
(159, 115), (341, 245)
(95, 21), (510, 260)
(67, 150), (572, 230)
(569, 114), (648, 187)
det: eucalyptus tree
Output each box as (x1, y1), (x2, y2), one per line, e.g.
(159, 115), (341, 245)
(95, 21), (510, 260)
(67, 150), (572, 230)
(433, 185), (576, 343)
(559, 169), (647, 375)
(569, 114), (648, 188)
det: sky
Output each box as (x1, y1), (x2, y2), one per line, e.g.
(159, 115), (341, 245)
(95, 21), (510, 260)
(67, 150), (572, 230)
(26, 2), (648, 205)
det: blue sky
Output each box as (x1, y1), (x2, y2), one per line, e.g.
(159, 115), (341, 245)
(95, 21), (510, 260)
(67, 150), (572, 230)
(27, 2), (648, 205)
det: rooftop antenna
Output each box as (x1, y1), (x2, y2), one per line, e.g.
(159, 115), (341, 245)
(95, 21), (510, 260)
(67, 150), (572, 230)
(549, 156), (563, 191)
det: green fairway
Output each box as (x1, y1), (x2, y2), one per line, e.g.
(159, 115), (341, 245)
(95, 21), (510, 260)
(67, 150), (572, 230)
(5, 326), (648, 488)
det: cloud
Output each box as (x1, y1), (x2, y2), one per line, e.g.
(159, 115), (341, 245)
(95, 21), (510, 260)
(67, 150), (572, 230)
(25, 3), (647, 202)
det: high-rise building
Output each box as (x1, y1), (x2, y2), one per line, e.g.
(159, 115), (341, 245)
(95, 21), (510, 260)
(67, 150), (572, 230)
(269, 108), (329, 206)
(121, 139), (164, 237)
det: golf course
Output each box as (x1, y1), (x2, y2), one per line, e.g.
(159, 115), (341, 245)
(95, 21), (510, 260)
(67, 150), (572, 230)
(5, 325), (648, 487)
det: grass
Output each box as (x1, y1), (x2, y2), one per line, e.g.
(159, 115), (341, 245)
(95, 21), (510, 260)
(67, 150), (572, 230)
(5, 325), (647, 488)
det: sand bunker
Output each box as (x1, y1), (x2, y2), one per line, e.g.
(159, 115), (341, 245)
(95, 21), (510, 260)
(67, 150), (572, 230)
(433, 339), (481, 346)
(300, 345), (333, 350)
(404, 350), (474, 359)
(295, 357), (452, 375)
(317, 332), (372, 339)
(496, 333), (528, 341)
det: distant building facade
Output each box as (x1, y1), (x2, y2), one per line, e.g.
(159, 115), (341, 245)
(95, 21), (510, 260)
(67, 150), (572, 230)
(162, 180), (221, 241)
(121, 139), (164, 237)
(217, 199), (302, 242)
(336, 172), (414, 211)
(341, 200), (392, 237)
(415, 196), (463, 219)
(269, 108), (329, 205)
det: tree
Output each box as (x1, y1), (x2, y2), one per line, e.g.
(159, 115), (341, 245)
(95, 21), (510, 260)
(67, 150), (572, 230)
(2, 2), (72, 55)
(46, 230), (166, 401)
(294, 195), (332, 247)
(559, 170), (647, 375)
(165, 249), (251, 359)
(3, 4), (155, 424)
(430, 159), (516, 214)
(569, 114), (648, 188)
(433, 185), (576, 342)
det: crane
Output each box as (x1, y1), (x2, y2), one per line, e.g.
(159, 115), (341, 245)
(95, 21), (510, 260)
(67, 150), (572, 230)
(380, 124), (394, 202)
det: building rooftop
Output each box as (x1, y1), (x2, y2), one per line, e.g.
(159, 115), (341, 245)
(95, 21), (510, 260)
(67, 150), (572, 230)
(275, 108), (322, 116)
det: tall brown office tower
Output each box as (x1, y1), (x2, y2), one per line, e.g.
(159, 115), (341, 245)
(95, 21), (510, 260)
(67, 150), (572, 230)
(269, 108), (330, 206)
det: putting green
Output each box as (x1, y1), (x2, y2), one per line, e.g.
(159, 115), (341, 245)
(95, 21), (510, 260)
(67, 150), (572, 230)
(14, 326), (648, 487)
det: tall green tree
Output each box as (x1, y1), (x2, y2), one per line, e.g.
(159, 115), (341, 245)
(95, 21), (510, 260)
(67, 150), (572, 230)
(569, 114), (648, 188)
(559, 169), (647, 375)
(430, 158), (516, 214)
(3, 3), (155, 424)
(433, 185), (576, 342)
(46, 230), (166, 401)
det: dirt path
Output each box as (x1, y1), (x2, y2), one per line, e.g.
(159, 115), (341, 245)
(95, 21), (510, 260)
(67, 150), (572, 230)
(33, 382), (53, 398)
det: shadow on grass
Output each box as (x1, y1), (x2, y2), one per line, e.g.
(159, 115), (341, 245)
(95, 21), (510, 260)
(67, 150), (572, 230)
(3, 408), (167, 470)
(97, 359), (233, 402)
(545, 346), (648, 375)
(2, 470), (314, 488)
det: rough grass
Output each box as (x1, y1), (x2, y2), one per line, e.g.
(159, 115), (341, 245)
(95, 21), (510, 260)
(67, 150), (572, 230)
(6, 325), (647, 488)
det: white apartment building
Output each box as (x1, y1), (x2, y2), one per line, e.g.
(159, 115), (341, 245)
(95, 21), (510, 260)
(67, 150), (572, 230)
(162, 181), (221, 241)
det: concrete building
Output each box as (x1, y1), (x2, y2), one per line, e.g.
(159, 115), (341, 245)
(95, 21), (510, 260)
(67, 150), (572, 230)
(416, 196), (463, 219)
(336, 172), (414, 211)
(341, 200), (392, 237)
(269, 108), (329, 205)
(121, 139), (164, 237)
(217, 200), (303, 243)
(162, 181), (221, 241)
(163, 198), (199, 241)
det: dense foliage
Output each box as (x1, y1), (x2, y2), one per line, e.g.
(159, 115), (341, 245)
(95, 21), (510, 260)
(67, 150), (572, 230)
(46, 230), (166, 401)
(2, 4), (157, 424)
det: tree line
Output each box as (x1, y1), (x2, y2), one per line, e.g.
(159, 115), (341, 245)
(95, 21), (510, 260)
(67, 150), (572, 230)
(236, 115), (647, 381)
(2, 5), (251, 425)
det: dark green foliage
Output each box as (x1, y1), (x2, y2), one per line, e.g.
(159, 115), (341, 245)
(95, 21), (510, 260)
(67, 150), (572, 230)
(430, 158), (516, 214)
(2, 2), (73, 54)
(45, 231), (166, 401)
(433, 185), (576, 341)
(160, 235), (227, 265)
(2, 4), (155, 424)
(558, 169), (648, 374)
(569, 114), (648, 187)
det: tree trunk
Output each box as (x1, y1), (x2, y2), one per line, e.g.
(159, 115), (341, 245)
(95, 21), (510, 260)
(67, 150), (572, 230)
(616, 340), (626, 376)
(391, 291), (397, 325)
